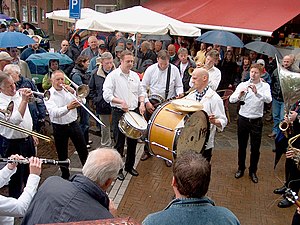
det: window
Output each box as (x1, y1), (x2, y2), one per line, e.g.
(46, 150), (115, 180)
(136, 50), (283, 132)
(31, 6), (38, 23)
(40, 8), (45, 22)
(95, 4), (117, 13)
(22, 5), (28, 22)
(57, 20), (63, 26)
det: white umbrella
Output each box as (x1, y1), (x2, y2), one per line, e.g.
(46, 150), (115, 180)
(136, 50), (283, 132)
(46, 8), (103, 23)
(75, 6), (200, 37)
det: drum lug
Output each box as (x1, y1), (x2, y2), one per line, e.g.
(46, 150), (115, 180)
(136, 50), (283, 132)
(156, 155), (172, 163)
(151, 142), (176, 154)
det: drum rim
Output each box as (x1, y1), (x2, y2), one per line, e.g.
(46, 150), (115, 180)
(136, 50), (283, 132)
(123, 111), (148, 130)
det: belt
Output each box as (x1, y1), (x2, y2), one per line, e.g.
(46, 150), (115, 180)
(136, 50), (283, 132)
(239, 115), (262, 122)
(52, 121), (77, 127)
(8, 137), (30, 143)
(112, 107), (124, 113)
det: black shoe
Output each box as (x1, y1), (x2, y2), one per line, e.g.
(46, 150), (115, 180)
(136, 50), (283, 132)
(140, 152), (151, 161)
(235, 170), (244, 179)
(117, 171), (125, 181)
(273, 186), (287, 195)
(249, 173), (258, 183)
(125, 168), (139, 176)
(277, 198), (293, 208)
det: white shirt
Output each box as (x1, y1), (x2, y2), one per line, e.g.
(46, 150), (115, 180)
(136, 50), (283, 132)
(186, 88), (227, 149)
(229, 80), (272, 118)
(0, 92), (33, 139)
(189, 66), (221, 91)
(45, 87), (78, 124)
(103, 67), (144, 110)
(0, 165), (40, 225)
(179, 62), (188, 78)
(141, 63), (183, 103)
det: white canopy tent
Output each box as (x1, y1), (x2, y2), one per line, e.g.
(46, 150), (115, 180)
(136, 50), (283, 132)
(46, 8), (103, 23)
(75, 6), (200, 37)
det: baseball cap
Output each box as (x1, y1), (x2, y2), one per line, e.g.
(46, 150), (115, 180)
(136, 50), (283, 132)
(99, 44), (107, 49)
(257, 59), (265, 66)
(0, 52), (13, 61)
(115, 46), (124, 52)
(126, 39), (133, 44)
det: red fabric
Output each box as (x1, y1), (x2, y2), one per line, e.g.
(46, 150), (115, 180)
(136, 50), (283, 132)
(142, 0), (300, 33)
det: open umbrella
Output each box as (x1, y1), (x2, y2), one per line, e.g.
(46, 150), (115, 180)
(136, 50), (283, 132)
(196, 30), (244, 47)
(245, 41), (283, 58)
(25, 52), (73, 66)
(0, 14), (10, 20)
(0, 32), (35, 48)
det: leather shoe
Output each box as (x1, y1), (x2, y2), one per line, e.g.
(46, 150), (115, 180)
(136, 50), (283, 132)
(277, 198), (293, 208)
(140, 152), (151, 161)
(234, 170), (244, 179)
(125, 168), (139, 176)
(117, 171), (125, 181)
(249, 173), (258, 183)
(273, 186), (287, 195)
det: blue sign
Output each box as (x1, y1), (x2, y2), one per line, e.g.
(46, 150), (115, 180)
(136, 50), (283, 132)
(69, 0), (81, 19)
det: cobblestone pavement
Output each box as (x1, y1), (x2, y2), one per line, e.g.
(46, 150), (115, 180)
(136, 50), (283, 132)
(9, 98), (297, 224)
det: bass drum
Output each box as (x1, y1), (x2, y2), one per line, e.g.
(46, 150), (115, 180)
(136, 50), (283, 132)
(147, 101), (210, 161)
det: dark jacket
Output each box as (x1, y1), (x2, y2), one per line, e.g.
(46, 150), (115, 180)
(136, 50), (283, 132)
(271, 68), (283, 102)
(58, 48), (75, 77)
(174, 58), (196, 92)
(20, 47), (47, 75)
(89, 65), (114, 115)
(136, 49), (157, 73)
(219, 60), (238, 90)
(21, 175), (113, 224)
(71, 65), (91, 86)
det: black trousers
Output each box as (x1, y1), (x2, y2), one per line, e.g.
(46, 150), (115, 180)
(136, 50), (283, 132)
(3, 136), (35, 198)
(52, 121), (88, 179)
(112, 108), (137, 170)
(237, 115), (263, 173)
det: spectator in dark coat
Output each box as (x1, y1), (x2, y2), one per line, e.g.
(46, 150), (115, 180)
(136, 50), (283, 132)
(57, 40), (75, 77)
(89, 52), (115, 147)
(21, 148), (123, 224)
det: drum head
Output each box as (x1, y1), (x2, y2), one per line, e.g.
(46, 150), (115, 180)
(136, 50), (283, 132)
(124, 111), (147, 130)
(171, 99), (203, 112)
(175, 110), (210, 157)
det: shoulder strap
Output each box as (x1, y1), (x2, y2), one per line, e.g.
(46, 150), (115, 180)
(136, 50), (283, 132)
(165, 64), (171, 99)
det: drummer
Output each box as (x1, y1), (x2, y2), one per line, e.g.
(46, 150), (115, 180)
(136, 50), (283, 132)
(186, 68), (227, 162)
(103, 50), (145, 181)
(140, 50), (183, 166)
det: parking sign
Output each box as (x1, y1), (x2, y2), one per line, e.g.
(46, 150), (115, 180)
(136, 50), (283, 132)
(69, 0), (81, 19)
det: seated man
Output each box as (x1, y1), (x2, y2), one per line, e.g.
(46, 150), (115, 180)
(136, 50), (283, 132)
(0, 155), (41, 225)
(142, 151), (240, 225)
(21, 148), (123, 224)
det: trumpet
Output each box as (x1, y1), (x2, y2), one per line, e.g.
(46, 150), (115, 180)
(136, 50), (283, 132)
(188, 63), (206, 75)
(0, 157), (70, 168)
(64, 75), (90, 99)
(30, 90), (51, 102)
(61, 84), (105, 127)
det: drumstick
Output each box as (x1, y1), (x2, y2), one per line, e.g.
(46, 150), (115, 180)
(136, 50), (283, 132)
(127, 111), (141, 127)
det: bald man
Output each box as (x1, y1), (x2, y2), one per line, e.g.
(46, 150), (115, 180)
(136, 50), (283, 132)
(168, 44), (179, 65)
(80, 36), (99, 60)
(186, 68), (227, 162)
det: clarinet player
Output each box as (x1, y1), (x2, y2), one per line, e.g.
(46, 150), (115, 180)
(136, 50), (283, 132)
(229, 64), (272, 183)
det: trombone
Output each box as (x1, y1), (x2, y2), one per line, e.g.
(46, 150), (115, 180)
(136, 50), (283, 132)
(64, 75), (90, 99)
(60, 82), (105, 127)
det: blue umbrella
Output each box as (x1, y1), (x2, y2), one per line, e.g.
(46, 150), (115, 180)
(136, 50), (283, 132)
(0, 32), (35, 48)
(196, 30), (244, 48)
(25, 52), (73, 66)
(0, 13), (10, 20)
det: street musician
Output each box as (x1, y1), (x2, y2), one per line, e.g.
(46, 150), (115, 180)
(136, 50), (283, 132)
(140, 50), (183, 165)
(0, 71), (36, 198)
(44, 70), (88, 180)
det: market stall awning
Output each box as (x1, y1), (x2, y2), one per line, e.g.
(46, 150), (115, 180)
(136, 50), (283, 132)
(76, 6), (200, 37)
(142, 0), (300, 36)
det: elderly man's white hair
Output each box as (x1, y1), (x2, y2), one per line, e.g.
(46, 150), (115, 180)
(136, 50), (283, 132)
(3, 64), (21, 75)
(82, 148), (123, 187)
